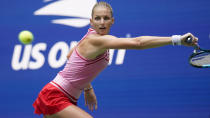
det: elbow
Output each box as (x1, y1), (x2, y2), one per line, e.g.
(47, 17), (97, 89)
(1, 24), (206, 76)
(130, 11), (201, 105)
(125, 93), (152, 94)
(133, 37), (145, 50)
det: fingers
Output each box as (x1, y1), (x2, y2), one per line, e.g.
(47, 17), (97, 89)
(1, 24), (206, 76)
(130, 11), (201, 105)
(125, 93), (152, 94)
(87, 103), (97, 111)
(85, 99), (87, 106)
(88, 104), (93, 111)
(84, 96), (87, 106)
(95, 102), (98, 110)
(85, 98), (97, 111)
(191, 37), (198, 47)
(193, 37), (198, 44)
(190, 36), (198, 46)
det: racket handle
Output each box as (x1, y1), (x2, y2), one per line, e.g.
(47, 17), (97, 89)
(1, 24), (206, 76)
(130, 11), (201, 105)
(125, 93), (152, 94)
(185, 36), (200, 51)
(185, 36), (193, 44)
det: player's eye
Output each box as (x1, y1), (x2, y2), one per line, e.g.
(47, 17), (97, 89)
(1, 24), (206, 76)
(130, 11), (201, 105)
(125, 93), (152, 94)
(95, 16), (100, 21)
(104, 16), (110, 20)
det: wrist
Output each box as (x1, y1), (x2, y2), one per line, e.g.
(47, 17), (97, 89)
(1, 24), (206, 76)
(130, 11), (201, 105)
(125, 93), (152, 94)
(84, 86), (93, 92)
(171, 35), (181, 46)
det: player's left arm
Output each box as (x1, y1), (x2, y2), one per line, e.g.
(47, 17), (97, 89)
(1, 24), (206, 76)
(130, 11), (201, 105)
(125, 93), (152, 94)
(84, 83), (98, 111)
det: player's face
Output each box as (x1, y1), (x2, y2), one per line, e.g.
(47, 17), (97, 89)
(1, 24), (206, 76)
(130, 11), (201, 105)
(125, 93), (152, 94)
(90, 6), (114, 35)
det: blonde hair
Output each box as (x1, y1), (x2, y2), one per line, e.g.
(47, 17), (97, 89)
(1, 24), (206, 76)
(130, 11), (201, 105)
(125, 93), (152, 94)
(91, 1), (113, 18)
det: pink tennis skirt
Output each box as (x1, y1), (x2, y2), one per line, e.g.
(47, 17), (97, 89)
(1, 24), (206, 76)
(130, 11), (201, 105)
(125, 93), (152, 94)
(33, 83), (77, 115)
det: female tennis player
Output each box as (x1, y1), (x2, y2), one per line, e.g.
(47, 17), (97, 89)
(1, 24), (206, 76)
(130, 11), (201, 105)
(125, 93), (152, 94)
(33, 1), (198, 118)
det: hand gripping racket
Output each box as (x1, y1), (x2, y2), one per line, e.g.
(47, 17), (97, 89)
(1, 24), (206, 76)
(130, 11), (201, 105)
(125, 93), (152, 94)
(185, 36), (210, 68)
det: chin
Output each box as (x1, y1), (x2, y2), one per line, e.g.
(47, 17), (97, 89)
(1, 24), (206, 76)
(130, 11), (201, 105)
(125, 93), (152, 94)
(100, 31), (109, 35)
(97, 31), (106, 35)
(100, 33), (107, 35)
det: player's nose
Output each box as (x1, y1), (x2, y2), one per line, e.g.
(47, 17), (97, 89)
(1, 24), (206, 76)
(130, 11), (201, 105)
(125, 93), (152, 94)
(100, 19), (105, 24)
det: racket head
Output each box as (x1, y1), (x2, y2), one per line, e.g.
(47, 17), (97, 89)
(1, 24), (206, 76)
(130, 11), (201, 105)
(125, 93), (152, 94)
(189, 49), (210, 68)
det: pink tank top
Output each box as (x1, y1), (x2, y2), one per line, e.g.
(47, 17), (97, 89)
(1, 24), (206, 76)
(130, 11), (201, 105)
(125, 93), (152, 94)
(50, 28), (109, 102)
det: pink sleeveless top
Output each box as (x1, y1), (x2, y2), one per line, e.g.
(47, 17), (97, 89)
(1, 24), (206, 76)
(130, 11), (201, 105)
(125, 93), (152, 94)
(50, 28), (109, 102)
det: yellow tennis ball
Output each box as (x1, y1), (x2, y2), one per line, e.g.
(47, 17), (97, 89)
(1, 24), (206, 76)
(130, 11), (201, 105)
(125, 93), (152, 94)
(18, 30), (34, 44)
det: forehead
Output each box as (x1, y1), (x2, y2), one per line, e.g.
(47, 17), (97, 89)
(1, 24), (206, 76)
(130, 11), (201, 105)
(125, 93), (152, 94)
(93, 6), (112, 17)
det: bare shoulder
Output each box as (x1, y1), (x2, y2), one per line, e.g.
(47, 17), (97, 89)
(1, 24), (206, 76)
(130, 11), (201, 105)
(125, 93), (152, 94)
(86, 33), (117, 47)
(86, 33), (117, 41)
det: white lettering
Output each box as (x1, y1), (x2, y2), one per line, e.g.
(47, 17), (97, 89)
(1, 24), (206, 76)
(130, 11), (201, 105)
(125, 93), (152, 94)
(29, 43), (47, 70)
(116, 49), (126, 65)
(11, 45), (32, 70)
(48, 42), (69, 68)
(108, 49), (114, 65)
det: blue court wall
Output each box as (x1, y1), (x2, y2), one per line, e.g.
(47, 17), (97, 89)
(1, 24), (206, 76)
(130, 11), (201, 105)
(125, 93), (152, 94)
(0, 0), (210, 118)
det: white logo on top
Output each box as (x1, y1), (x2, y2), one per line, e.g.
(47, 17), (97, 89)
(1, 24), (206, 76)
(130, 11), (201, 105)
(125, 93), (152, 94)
(34, 0), (97, 28)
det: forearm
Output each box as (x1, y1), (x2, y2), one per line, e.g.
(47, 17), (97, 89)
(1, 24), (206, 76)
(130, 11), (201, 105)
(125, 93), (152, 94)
(135, 36), (172, 49)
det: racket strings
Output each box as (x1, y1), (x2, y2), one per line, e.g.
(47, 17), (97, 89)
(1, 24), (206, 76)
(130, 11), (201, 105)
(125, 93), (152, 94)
(191, 53), (210, 66)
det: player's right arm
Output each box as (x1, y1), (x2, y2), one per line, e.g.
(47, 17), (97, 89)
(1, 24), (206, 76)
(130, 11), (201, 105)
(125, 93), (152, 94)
(87, 33), (197, 50)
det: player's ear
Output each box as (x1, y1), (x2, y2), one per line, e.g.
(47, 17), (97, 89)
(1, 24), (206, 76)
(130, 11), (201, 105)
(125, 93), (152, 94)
(90, 18), (93, 27)
(111, 17), (115, 25)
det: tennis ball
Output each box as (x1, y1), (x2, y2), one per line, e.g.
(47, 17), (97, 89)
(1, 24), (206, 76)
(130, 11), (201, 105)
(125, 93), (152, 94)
(18, 30), (34, 44)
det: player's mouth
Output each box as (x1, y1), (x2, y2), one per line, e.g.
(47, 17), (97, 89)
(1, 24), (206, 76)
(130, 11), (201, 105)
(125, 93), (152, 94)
(99, 27), (106, 30)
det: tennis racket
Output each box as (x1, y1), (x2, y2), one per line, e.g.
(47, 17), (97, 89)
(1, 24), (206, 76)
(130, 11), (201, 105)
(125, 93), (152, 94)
(185, 36), (210, 68)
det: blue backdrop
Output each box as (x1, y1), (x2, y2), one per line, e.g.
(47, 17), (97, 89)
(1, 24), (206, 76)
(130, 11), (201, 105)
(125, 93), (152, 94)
(0, 0), (210, 118)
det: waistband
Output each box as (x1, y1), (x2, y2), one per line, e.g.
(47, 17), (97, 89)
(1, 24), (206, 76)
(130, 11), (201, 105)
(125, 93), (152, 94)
(51, 74), (82, 101)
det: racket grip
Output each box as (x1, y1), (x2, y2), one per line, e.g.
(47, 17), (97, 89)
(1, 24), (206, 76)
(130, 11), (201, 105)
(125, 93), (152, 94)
(185, 36), (200, 50)
(185, 36), (193, 44)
